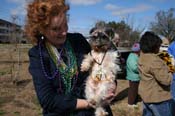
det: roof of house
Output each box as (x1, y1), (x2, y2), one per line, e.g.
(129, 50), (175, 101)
(0, 18), (21, 28)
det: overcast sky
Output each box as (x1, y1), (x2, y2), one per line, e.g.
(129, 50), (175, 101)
(0, 0), (175, 36)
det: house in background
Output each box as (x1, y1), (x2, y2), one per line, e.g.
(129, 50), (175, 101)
(0, 19), (27, 43)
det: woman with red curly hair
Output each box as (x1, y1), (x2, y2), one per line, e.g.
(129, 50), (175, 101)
(25, 0), (114, 116)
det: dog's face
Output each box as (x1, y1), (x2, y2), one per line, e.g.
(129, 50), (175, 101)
(89, 27), (114, 52)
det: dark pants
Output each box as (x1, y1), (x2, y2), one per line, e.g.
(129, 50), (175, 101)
(128, 80), (139, 105)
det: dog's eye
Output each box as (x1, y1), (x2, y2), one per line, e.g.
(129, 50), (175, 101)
(90, 36), (96, 39)
(101, 35), (108, 39)
(98, 33), (109, 39)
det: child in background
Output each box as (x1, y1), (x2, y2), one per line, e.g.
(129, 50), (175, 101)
(126, 43), (140, 108)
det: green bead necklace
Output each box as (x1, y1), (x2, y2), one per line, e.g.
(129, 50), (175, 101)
(46, 40), (78, 94)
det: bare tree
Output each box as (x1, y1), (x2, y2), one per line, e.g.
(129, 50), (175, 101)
(11, 14), (21, 85)
(150, 8), (175, 42)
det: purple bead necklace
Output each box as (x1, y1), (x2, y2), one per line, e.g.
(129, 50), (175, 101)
(38, 40), (78, 94)
(39, 41), (64, 79)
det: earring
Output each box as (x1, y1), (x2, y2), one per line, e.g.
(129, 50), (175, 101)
(41, 36), (44, 40)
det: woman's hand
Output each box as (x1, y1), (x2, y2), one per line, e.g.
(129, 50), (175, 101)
(76, 99), (94, 109)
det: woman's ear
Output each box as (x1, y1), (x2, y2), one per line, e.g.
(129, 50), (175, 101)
(35, 33), (46, 43)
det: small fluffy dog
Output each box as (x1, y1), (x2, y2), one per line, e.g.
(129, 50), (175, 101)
(81, 27), (121, 116)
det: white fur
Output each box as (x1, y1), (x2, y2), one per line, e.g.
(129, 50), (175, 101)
(81, 50), (120, 116)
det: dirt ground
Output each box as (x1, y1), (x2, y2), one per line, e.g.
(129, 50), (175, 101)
(0, 44), (142, 116)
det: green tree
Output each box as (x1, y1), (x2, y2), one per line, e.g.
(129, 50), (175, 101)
(93, 20), (141, 47)
(107, 20), (140, 47)
(150, 8), (175, 42)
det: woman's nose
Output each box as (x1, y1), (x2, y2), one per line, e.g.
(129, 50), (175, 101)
(62, 31), (67, 36)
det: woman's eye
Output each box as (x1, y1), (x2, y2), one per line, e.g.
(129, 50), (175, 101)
(51, 27), (60, 32)
(51, 28), (56, 31)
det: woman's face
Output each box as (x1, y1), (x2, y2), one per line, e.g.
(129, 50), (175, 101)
(45, 13), (68, 48)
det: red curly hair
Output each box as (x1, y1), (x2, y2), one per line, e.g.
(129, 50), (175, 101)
(25, 0), (69, 44)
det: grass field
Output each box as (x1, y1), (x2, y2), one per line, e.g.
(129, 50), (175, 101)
(0, 44), (142, 116)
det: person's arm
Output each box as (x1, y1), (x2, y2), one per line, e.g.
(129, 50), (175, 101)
(151, 57), (172, 86)
(76, 99), (90, 109)
(168, 42), (175, 57)
(168, 42), (175, 67)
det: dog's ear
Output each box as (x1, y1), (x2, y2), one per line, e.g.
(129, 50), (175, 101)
(105, 28), (114, 39)
(89, 27), (97, 34)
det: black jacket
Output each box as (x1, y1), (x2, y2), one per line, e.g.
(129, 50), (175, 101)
(28, 33), (112, 116)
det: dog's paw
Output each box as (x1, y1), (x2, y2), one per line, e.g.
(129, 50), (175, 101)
(81, 63), (90, 72)
(95, 107), (108, 116)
